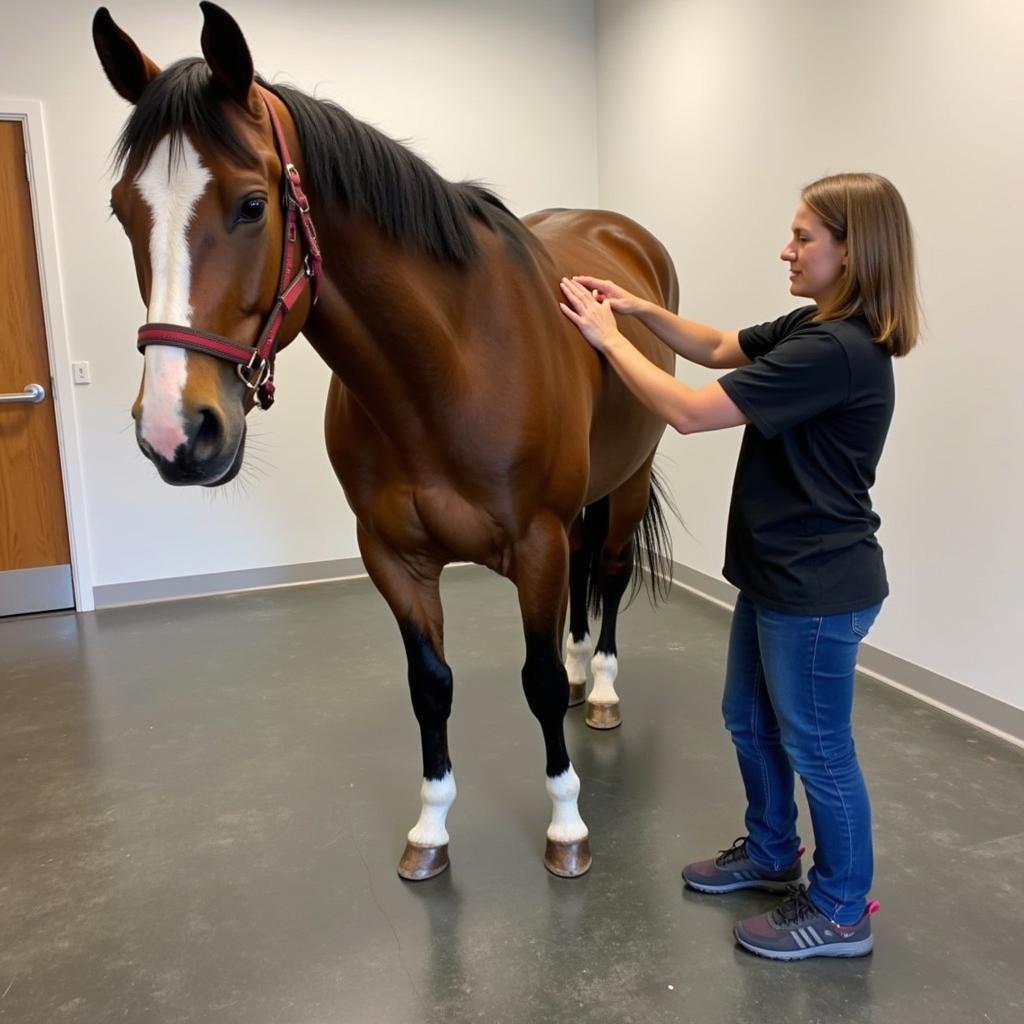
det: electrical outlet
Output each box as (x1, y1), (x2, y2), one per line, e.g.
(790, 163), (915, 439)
(72, 361), (91, 385)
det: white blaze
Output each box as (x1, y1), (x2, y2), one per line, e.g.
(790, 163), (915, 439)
(135, 135), (212, 460)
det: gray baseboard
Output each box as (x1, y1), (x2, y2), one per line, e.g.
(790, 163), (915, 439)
(93, 557), (368, 609)
(1, 564), (74, 616)
(93, 555), (1023, 748)
(666, 561), (1024, 749)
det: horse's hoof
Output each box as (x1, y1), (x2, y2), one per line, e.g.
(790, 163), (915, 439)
(585, 700), (622, 730)
(397, 841), (450, 881)
(544, 836), (592, 878)
(568, 682), (586, 706)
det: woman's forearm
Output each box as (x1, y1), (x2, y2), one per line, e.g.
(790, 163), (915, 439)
(600, 333), (698, 432)
(600, 334), (747, 434)
(634, 303), (728, 367)
(558, 276), (747, 433)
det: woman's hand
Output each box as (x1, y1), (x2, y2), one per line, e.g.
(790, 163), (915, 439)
(559, 277), (624, 353)
(570, 275), (647, 316)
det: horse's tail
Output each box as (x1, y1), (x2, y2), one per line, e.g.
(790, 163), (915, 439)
(633, 464), (676, 605)
(586, 464), (678, 617)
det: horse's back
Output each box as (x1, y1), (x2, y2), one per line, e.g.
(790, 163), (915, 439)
(524, 208), (679, 326)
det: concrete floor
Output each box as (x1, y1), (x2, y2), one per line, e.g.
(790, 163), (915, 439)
(1, 567), (1022, 1024)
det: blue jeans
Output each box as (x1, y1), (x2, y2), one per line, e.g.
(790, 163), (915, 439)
(722, 593), (882, 925)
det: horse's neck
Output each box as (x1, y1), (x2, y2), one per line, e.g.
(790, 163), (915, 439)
(303, 213), (475, 429)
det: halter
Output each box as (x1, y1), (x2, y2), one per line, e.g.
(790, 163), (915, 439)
(136, 85), (322, 410)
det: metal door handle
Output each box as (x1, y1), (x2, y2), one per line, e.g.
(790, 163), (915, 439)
(0, 383), (46, 404)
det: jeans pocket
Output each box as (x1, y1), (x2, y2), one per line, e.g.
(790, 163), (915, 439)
(851, 602), (882, 639)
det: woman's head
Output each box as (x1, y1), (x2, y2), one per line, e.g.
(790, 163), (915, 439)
(782, 172), (920, 357)
(780, 201), (849, 309)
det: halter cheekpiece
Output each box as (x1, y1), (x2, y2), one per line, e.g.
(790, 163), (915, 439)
(135, 85), (322, 410)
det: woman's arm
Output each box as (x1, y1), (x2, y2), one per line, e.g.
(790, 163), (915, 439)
(571, 275), (750, 369)
(559, 277), (748, 434)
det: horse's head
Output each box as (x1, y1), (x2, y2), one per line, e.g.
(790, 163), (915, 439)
(94, 3), (316, 486)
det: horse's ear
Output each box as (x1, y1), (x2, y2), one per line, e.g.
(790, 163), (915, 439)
(92, 7), (161, 105)
(199, 2), (257, 112)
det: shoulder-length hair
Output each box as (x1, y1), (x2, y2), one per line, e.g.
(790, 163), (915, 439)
(803, 172), (920, 357)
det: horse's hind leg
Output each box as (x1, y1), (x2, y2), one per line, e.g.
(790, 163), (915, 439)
(513, 513), (591, 877)
(586, 468), (653, 731)
(564, 512), (593, 707)
(358, 526), (455, 881)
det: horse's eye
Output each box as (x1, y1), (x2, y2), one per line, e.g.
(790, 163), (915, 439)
(238, 197), (266, 223)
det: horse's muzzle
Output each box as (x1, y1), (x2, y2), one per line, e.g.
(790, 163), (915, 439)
(136, 406), (245, 487)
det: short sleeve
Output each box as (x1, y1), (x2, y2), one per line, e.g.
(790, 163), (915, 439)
(738, 306), (817, 360)
(719, 331), (850, 439)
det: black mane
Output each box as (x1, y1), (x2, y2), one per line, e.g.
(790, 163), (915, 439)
(113, 59), (536, 265)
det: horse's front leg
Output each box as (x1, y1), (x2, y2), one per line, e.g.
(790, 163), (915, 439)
(513, 514), (592, 878)
(358, 525), (455, 881)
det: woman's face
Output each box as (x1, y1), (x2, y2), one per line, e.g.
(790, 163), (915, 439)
(780, 201), (847, 305)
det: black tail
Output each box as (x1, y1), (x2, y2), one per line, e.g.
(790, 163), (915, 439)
(586, 465), (678, 617)
(633, 465), (677, 605)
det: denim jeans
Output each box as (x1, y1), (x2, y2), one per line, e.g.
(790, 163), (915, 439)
(722, 593), (882, 925)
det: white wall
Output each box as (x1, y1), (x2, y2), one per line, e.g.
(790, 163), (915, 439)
(595, 0), (1024, 710)
(3, 0), (1019, 713)
(0, 0), (598, 588)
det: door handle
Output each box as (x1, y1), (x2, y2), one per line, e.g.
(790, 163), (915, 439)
(0, 383), (46, 404)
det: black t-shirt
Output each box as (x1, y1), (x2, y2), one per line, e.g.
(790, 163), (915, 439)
(718, 306), (894, 615)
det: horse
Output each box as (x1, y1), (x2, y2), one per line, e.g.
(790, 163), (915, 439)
(93, 2), (677, 881)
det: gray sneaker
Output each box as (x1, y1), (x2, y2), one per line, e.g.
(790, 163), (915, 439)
(734, 884), (879, 960)
(683, 837), (802, 894)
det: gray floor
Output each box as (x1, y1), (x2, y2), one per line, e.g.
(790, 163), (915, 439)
(2, 567), (1022, 1024)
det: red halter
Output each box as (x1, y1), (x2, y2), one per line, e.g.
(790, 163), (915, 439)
(136, 85), (322, 410)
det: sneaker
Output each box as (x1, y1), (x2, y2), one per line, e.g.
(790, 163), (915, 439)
(734, 884), (879, 960)
(682, 837), (802, 894)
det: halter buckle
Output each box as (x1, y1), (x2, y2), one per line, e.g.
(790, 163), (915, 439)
(237, 351), (272, 391)
(284, 163), (311, 214)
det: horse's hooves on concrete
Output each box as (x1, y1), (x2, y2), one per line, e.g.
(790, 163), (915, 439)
(568, 682), (586, 707)
(544, 836), (593, 878)
(585, 700), (622, 730)
(397, 841), (450, 881)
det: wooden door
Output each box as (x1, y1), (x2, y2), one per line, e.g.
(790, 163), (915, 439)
(0, 118), (73, 616)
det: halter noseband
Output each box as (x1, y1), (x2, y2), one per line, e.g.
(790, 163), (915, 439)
(136, 85), (323, 410)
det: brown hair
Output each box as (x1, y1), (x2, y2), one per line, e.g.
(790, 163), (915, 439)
(802, 172), (920, 357)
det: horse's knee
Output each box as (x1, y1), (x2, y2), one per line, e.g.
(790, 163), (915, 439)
(521, 634), (569, 721)
(598, 533), (634, 574)
(401, 624), (453, 725)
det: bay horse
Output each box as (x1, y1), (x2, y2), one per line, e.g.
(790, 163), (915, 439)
(93, 2), (677, 881)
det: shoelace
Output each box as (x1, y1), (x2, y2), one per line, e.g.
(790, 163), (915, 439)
(715, 836), (749, 866)
(772, 884), (818, 926)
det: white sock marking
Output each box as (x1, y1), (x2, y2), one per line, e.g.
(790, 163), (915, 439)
(588, 652), (619, 705)
(564, 633), (591, 686)
(407, 771), (457, 847)
(546, 765), (588, 843)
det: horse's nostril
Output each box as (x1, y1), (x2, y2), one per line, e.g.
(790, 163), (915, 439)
(192, 407), (225, 462)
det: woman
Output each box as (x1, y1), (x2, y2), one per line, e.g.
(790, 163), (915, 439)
(559, 172), (919, 960)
